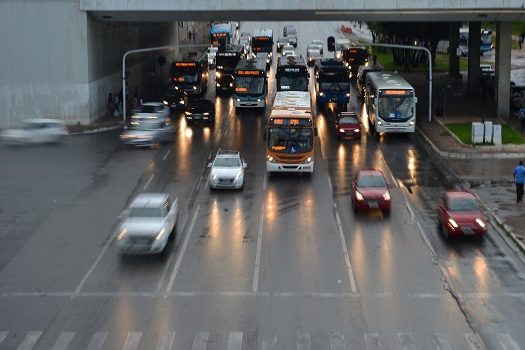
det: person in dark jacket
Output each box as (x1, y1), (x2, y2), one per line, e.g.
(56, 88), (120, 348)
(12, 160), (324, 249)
(513, 161), (525, 202)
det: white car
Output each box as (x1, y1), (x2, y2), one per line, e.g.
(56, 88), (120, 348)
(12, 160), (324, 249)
(310, 40), (324, 54)
(306, 48), (322, 66)
(208, 150), (247, 190)
(206, 46), (219, 68)
(131, 102), (170, 122)
(282, 45), (295, 57)
(287, 34), (298, 47)
(1, 118), (67, 144)
(116, 193), (178, 255)
(120, 119), (175, 147)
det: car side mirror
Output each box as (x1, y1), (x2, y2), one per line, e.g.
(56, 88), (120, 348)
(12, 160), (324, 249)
(207, 163), (212, 168)
(243, 162), (247, 168)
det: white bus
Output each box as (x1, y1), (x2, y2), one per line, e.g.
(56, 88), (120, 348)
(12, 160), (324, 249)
(458, 28), (493, 57)
(365, 72), (417, 134)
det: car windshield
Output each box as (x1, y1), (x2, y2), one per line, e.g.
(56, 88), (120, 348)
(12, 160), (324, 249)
(214, 157), (241, 167)
(132, 121), (164, 130)
(128, 207), (164, 218)
(268, 127), (313, 154)
(140, 105), (159, 113)
(21, 122), (47, 130)
(339, 116), (358, 124)
(448, 197), (478, 211)
(357, 174), (387, 188)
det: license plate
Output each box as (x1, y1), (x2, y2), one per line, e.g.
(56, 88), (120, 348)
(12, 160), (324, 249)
(368, 201), (378, 208)
(462, 227), (475, 235)
(193, 115), (201, 119)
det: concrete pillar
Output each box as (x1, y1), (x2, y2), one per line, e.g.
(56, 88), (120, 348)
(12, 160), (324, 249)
(448, 22), (460, 78)
(467, 22), (481, 95)
(495, 22), (512, 119)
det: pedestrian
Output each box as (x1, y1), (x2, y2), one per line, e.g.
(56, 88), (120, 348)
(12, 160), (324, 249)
(513, 161), (525, 203)
(518, 106), (525, 133)
(114, 93), (121, 117)
(520, 32), (525, 50)
(188, 30), (192, 43)
(193, 29), (197, 44)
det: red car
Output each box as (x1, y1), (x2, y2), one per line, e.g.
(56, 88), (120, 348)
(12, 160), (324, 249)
(351, 169), (391, 215)
(436, 190), (487, 239)
(335, 112), (361, 139)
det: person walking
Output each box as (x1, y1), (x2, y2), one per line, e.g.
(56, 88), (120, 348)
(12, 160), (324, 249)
(513, 161), (525, 203)
(518, 106), (525, 133)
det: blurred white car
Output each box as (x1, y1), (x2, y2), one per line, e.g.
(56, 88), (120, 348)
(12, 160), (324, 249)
(132, 102), (170, 122)
(116, 193), (178, 255)
(120, 119), (175, 147)
(306, 48), (322, 66)
(1, 119), (67, 144)
(206, 46), (219, 68)
(287, 34), (298, 48)
(310, 40), (324, 54)
(282, 45), (295, 57)
(208, 150), (247, 190)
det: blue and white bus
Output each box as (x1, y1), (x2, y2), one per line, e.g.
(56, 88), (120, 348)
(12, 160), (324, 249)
(233, 58), (268, 108)
(314, 59), (351, 110)
(210, 22), (239, 46)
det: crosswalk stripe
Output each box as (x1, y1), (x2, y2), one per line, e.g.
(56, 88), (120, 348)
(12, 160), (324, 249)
(16, 331), (43, 350)
(330, 332), (345, 350)
(86, 332), (108, 350)
(262, 335), (277, 350)
(398, 333), (416, 350)
(122, 332), (142, 350)
(191, 331), (209, 350)
(227, 332), (242, 350)
(433, 333), (452, 350)
(157, 331), (176, 350)
(364, 333), (381, 350)
(297, 331), (311, 350)
(497, 334), (521, 350)
(0, 331), (8, 345)
(51, 332), (75, 350)
(465, 333), (487, 350)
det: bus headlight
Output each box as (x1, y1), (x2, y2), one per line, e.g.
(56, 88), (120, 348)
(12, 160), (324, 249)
(303, 157), (312, 163)
(345, 93), (350, 97)
(267, 155), (275, 162)
(230, 83), (233, 87)
(377, 120), (382, 125)
(216, 72), (221, 78)
(409, 120), (415, 125)
(319, 92), (324, 96)
(193, 86), (197, 90)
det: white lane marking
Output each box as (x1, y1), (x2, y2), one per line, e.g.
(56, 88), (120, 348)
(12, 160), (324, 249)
(433, 333), (452, 350)
(122, 332), (142, 350)
(143, 174), (154, 190)
(155, 215), (189, 293)
(162, 149), (171, 161)
(227, 332), (243, 350)
(335, 211), (358, 293)
(195, 175), (203, 191)
(16, 331), (42, 350)
(364, 333), (381, 350)
(405, 200), (415, 223)
(253, 205), (265, 292)
(0, 332), (8, 345)
(397, 333), (416, 350)
(389, 173), (399, 188)
(157, 331), (176, 350)
(330, 332), (346, 350)
(297, 332), (311, 350)
(497, 334), (520, 350)
(327, 175), (333, 193)
(166, 205), (200, 293)
(465, 333), (487, 350)
(224, 129), (230, 136)
(416, 220), (436, 257)
(86, 332), (108, 350)
(74, 234), (114, 294)
(191, 332), (209, 350)
(208, 150), (213, 159)
(262, 335), (277, 350)
(51, 332), (75, 350)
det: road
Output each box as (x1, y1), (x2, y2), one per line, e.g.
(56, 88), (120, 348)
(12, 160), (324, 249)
(1, 21), (525, 350)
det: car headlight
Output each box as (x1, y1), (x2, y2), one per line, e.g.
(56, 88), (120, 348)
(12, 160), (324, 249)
(203, 112), (209, 116)
(354, 129), (360, 132)
(256, 98), (262, 102)
(155, 228), (166, 241)
(448, 218), (459, 228)
(117, 228), (127, 241)
(193, 86), (197, 90)
(355, 191), (364, 201)
(184, 111), (191, 115)
(476, 218), (486, 228)
(236, 98), (241, 102)
(319, 92), (324, 96)
(383, 191), (391, 201)
(267, 155), (275, 162)
(163, 100), (168, 105)
(229, 83), (233, 87)
(216, 72), (221, 78)
(303, 157), (312, 163)
(179, 100), (185, 105)
(234, 172), (242, 181)
(216, 83), (221, 87)
(211, 172), (217, 180)
(346, 93), (350, 97)
(339, 128), (345, 133)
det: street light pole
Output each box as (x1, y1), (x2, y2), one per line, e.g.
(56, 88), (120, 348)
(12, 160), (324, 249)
(365, 43), (433, 122)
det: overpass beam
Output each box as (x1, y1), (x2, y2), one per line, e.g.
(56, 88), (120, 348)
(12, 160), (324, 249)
(495, 22), (512, 119)
(467, 21), (481, 95)
(448, 22), (460, 78)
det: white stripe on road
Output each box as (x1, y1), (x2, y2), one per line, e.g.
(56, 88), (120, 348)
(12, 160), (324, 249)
(330, 332), (346, 350)
(397, 333), (416, 350)
(297, 332), (311, 350)
(51, 332), (75, 350)
(262, 335), (277, 350)
(252, 205), (265, 292)
(143, 174), (154, 190)
(433, 333), (452, 350)
(162, 149), (171, 161)
(157, 331), (176, 350)
(364, 333), (381, 350)
(16, 331), (42, 350)
(497, 334), (520, 350)
(166, 205), (200, 293)
(86, 332), (108, 350)
(405, 200), (415, 223)
(75, 233), (114, 294)
(335, 210), (358, 293)
(227, 332), (243, 350)
(121, 332), (142, 350)
(0, 332), (8, 345)
(465, 333), (487, 350)
(327, 175), (333, 193)
(191, 332), (209, 350)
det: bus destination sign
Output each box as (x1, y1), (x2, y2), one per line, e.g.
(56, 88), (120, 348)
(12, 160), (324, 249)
(174, 62), (196, 67)
(381, 89), (410, 96)
(270, 118), (312, 127)
(237, 70), (263, 76)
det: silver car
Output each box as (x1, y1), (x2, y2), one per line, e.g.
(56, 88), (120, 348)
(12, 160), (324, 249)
(1, 118), (67, 144)
(116, 193), (178, 255)
(132, 102), (170, 122)
(120, 119), (175, 147)
(287, 34), (298, 48)
(208, 150), (247, 190)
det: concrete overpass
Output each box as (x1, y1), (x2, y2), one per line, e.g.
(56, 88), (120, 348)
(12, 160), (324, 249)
(1, 0), (524, 127)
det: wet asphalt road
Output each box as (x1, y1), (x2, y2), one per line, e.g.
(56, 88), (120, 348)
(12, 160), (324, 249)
(0, 21), (525, 350)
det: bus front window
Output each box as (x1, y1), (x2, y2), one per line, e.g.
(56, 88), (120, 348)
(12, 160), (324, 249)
(235, 77), (265, 95)
(268, 127), (313, 154)
(378, 96), (413, 121)
(173, 69), (199, 83)
(279, 75), (308, 91)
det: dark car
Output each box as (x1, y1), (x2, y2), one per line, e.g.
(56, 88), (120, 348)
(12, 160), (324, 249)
(335, 112), (361, 139)
(184, 98), (215, 123)
(163, 87), (189, 110)
(436, 190), (487, 239)
(351, 169), (391, 215)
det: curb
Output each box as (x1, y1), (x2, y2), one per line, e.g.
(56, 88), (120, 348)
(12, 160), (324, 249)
(68, 124), (123, 136)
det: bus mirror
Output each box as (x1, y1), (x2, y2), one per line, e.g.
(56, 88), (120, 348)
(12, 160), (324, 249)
(414, 97), (418, 103)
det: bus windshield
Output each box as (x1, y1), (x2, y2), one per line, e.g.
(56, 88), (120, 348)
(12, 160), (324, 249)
(173, 68), (199, 83)
(378, 95), (413, 121)
(278, 73), (308, 91)
(235, 76), (265, 95)
(268, 127), (313, 154)
(319, 72), (349, 91)
(252, 38), (272, 53)
(216, 56), (240, 72)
